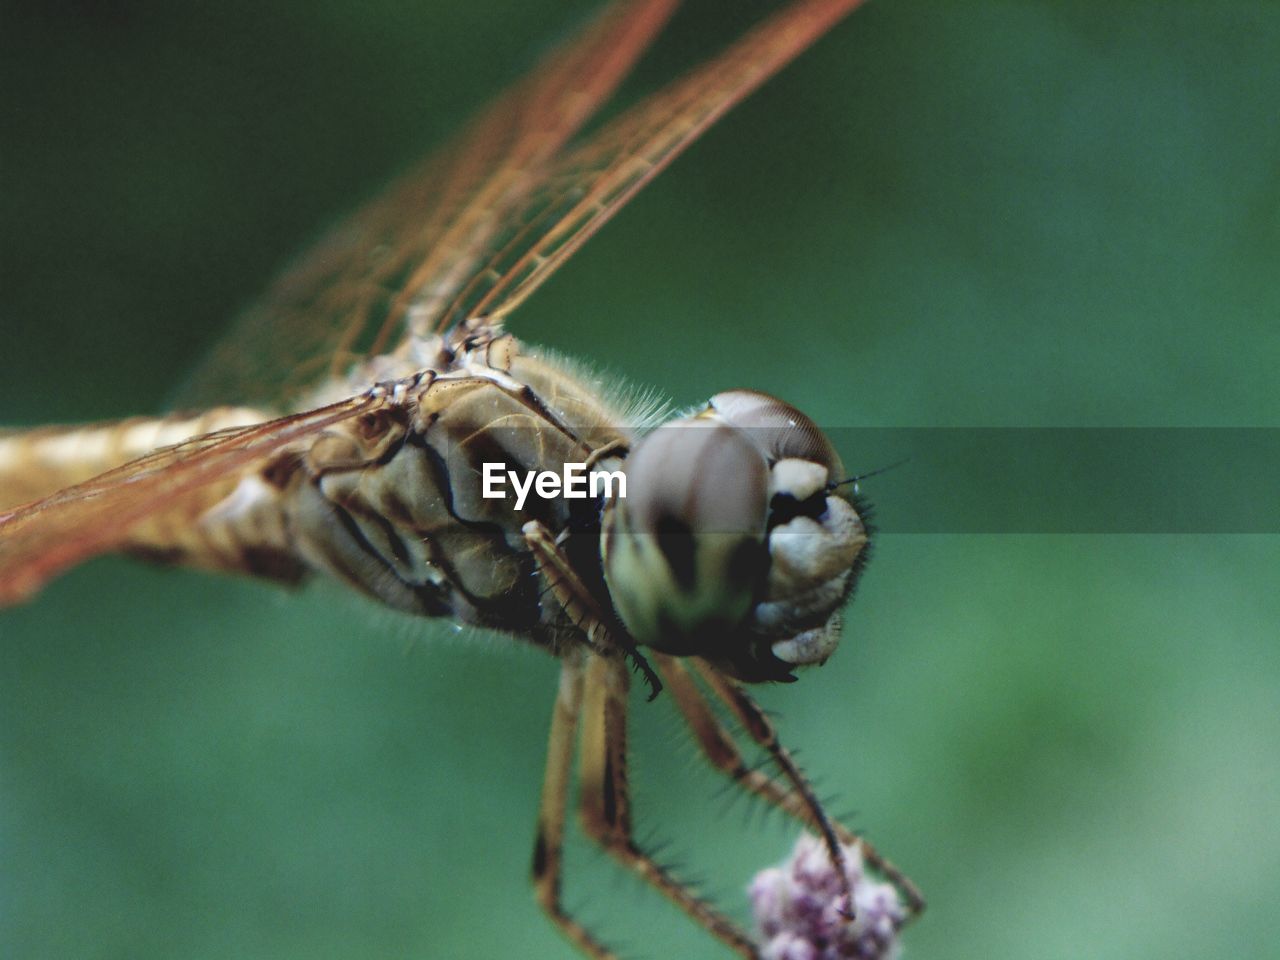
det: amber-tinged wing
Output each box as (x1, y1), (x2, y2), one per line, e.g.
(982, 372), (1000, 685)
(435, 0), (868, 330)
(0, 1), (865, 603)
(180, 0), (679, 408)
(0, 394), (382, 604)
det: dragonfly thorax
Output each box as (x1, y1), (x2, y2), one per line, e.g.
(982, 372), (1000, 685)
(272, 330), (636, 640)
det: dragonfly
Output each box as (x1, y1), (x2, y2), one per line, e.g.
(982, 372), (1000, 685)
(0, 1), (921, 956)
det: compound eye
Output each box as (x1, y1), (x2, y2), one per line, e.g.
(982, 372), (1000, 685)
(603, 419), (770, 655)
(707, 389), (841, 474)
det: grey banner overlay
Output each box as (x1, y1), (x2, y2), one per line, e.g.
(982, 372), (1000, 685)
(446, 427), (1278, 534)
(827, 428), (1279, 534)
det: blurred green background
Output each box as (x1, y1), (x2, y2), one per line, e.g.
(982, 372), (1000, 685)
(2, 1), (1278, 958)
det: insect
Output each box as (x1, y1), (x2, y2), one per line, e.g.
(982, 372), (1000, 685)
(0, 1), (921, 956)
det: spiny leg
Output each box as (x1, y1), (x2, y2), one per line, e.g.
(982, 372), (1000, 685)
(645, 653), (848, 916)
(693, 659), (924, 916)
(527, 523), (740, 954)
(657, 653), (925, 919)
(578, 651), (761, 959)
(651, 652), (808, 819)
(532, 655), (621, 960)
(523, 519), (661, 698)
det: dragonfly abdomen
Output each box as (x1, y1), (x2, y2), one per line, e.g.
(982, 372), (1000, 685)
(0, 408), (313, 587)
(0, 409), (262, 510)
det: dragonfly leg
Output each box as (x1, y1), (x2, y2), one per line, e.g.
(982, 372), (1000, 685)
(523, 520), (661, 699)
(581, 438), (628, 471)
(578, 651), (761, 959)
(532, 654), (623, 960)
(650, 652), (805, 812)
(670, 655), (924, 919)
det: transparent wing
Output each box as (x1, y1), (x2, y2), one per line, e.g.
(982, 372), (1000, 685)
(180, 0), (679, 409)
(3, 0), (865, 605)
(435, 0), (868, 331)
(0, 394), (382, 604)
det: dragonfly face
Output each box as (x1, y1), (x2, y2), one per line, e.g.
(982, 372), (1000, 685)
(0, 1), (920, 957)
(605, 390), (868, 683)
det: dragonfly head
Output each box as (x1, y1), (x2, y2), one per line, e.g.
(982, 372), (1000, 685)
(602, 390), (869, 683)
